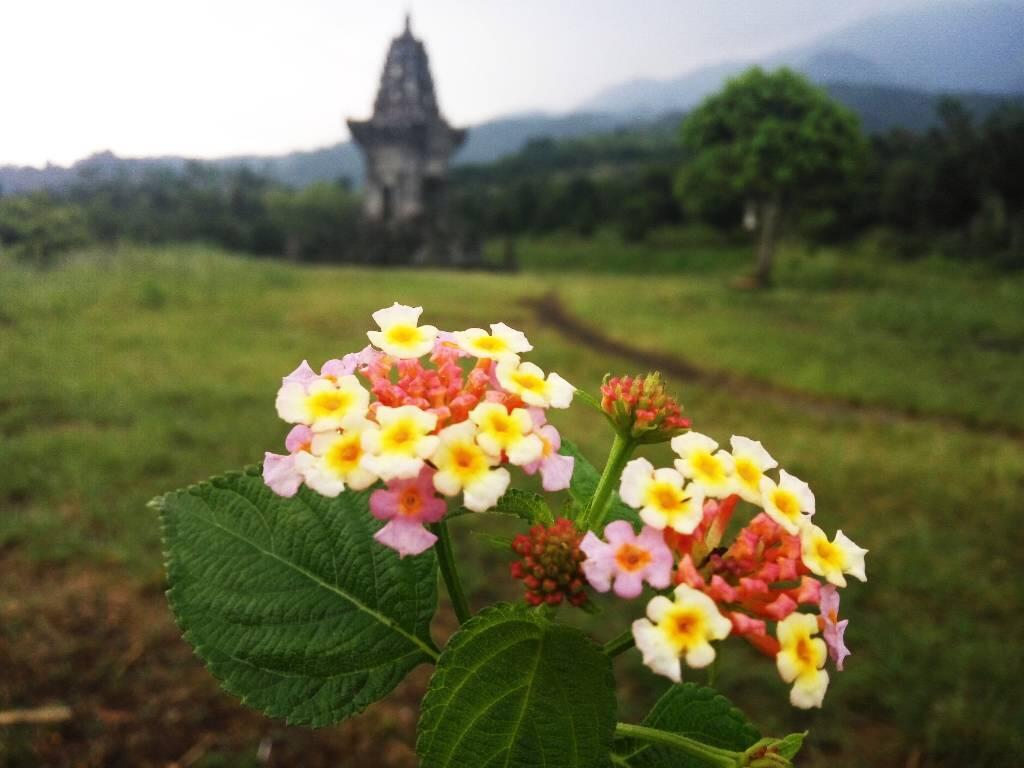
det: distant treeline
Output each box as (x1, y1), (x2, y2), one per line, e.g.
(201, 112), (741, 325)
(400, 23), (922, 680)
(0, 164), (363, 267)
(2, 95), (1023, 269)
(449, 96), (1024, 267)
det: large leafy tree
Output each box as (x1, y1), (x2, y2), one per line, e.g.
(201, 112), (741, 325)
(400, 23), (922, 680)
(679, 67), (866, 286)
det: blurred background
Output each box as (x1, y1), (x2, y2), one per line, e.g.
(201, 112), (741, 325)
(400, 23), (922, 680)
(2, 1), (1023, 766)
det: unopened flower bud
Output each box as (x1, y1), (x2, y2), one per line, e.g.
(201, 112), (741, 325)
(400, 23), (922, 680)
(600, 372), (691, 443)
(509, 518), (590, 609)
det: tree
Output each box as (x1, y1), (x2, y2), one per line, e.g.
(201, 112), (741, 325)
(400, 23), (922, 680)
(983, 104), (1024, 260)
(679, 67), (866, 286)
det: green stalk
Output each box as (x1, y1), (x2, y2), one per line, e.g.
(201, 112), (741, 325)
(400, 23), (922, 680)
(584, 432), (636, 531)
(615, 723), (741, 767)
(430, 520), (472, 626)
(602, 628), (636, 658)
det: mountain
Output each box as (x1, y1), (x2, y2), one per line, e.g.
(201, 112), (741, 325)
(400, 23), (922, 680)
(0, 112), (642, 195)
(578, 1), (1024, 114)
(5, 1), (1024, 195)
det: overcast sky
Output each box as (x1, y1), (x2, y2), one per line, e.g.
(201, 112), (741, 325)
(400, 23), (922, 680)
(0, 0), (964, 167)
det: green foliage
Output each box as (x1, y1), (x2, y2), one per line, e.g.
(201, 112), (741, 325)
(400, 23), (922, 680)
(416, 603), (616, 768)
(451, 487), (554, 525)
(0, 193), (90, 267)
(560, 439), (642, 527)
(156, 467), (438, 727)
(3, 247), (1023, 764)
(679, 67), (866, 213)
(263, 181), (361, 261)
(615, 684), (761, 767)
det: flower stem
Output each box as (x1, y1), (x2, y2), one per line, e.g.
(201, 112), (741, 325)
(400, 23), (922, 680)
(585, 432), (636, 531)
(615, 723), (741, 767)
(430, 520), (472, 626)
(602, 628), (636, 658)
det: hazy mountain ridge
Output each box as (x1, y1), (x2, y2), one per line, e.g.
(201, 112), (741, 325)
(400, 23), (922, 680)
(4, 1), (1023, 195)
(579, 0), (1024, 114)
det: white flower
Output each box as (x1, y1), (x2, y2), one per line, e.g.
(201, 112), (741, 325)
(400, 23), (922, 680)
(303, 426), (378, 497)
(760, 469), (815, 534)
(469, 402), (543, 465)
(800, 524), (867, 587)
(431, 421), (510, 512)
(776, 613), (830, 709)
(366, 303), (438, 359)
(495, 359), (574, 409)
(632, 584), (732, 683)
(619, 457), (704, 534)
(729, 435), (777, 505)
(453, 322), (532, 361)
(360, 405), (439, 481)
(275, 375), (369, 433)
(671, 431), (736, 499)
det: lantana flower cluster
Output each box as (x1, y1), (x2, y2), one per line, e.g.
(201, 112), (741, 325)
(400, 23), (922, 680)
(264, 303), (574, 557)
(581, 430), (867, 709)
(260, 304), (866, 713)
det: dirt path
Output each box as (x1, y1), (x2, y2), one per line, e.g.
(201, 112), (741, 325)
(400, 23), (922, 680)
(523, 291), (1024, 443)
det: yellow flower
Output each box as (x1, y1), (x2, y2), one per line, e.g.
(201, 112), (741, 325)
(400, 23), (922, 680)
(303, 426), (377, 496)
(453, 323), (532, 361)
(619, 458), (705, 534)
(776, 613), (829, 709)
(729, 435), (777, 505)
(671, 432), (736, 499)
(760, 469), (815, 534)
(275, 375), (369, 433)
(366, 303), (438, 359)
(495, 359), (574, 409)
(469, 402), (543, 465)
(800, 524), (868, 587)
(632, 584), (732, 682)
(360, 405), (439, 481)
(432, 421), (510, 512)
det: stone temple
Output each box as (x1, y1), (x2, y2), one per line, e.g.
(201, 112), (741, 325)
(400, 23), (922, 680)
(347, 15), (466, 226)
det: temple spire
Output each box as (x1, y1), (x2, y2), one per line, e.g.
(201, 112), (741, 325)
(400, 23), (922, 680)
(346, 15), (467, 225)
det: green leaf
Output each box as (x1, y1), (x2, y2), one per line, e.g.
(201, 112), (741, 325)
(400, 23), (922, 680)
(560, 439), (642, 528)
(450, 488), (554, 526)
(417, 603), (616, 768)
(155, 467), (438, 727)
(616, 684), (761, 767)
(561, 439), (599, 511)
(769, 732), (806, 760)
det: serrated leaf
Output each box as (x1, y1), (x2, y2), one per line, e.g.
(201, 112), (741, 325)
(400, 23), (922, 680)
(616, 684), (761, 767)
(417, 603), (616, 768)
(157, 468), (438, 727)
(560, 439), (642, 529)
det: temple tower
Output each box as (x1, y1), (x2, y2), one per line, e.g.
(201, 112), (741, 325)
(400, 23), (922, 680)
(347, 15), (466, 225)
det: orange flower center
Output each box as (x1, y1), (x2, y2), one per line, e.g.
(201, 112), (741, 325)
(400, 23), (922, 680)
(614, 543), (652, 573)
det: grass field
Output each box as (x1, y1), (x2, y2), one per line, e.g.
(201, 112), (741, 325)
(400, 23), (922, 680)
(1, 239), (1022, 767)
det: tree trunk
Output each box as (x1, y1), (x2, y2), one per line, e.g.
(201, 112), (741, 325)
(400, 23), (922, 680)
(502, 236), (519, 272)
(755, 196), (781, 288)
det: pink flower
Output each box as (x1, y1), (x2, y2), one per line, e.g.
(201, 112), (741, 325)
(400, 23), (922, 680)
(580, 521), (674, 599)
(370, 466), (447, 557)
(263, 425), (314, 497)
(819, 584), (851, 671)
(522, 409), (574, 491)
(282, 360), (318, 388)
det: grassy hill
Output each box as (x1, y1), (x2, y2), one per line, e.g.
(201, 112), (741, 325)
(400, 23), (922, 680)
(1, 243), (1022, 766)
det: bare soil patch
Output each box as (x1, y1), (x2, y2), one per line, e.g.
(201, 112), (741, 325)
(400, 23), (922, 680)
(0, 554), (431, 768)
